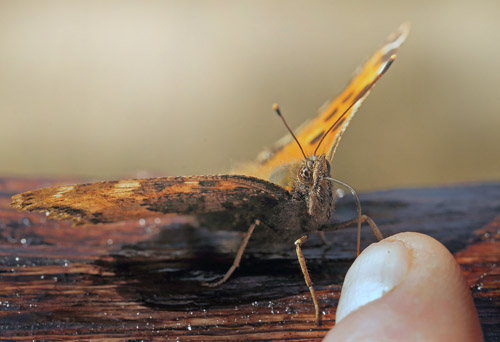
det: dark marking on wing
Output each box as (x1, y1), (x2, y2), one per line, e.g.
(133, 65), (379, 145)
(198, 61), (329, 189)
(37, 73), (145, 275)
(353, 85), (371, 104)
(332, 117), (346, 131)
(51, 206), (87, 217)
(342, 91), (354, 104)
(309, 131), (325, 146)
(198, 180), (218, 187)
(323, 107), (338, 122)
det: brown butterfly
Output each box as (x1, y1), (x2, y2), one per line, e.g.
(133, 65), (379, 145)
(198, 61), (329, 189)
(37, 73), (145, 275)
(11, 23), (409, 324)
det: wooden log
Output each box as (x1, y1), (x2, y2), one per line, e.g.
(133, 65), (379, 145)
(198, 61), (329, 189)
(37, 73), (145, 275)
(0, 177), (499, 340)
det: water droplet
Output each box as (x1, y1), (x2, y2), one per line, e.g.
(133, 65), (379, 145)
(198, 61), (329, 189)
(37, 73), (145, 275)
(139, 218), (146, 226)
(107, 239), (113, 245)
(40, 275), (45, 280)
(154, 218), (161, 224)
(15, 257), (19, 262)
(336, 188), (345, 198)
(187, 325), (192, 331)
(22, 218), (30, 226)
(20, 238), (27, 245)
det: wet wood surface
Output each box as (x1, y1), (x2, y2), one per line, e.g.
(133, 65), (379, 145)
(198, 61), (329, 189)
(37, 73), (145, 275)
(1, 177), (499, 341)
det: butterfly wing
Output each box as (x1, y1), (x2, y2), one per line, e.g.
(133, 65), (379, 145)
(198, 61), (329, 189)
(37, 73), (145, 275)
(11, 175), (290, 225)
(243, 23), (409, 183)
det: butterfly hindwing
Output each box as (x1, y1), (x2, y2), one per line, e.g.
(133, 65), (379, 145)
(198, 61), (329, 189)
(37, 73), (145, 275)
(11, 175), (290, 225)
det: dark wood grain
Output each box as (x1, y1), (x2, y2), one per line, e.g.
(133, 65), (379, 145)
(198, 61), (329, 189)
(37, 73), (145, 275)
(1, 177), (499, 340)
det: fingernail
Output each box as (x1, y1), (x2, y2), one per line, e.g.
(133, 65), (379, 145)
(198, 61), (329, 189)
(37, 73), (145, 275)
(335, 239), (411, 322)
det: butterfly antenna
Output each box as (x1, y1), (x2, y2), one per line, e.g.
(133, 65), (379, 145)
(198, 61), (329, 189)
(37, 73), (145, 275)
(272, 103), (307, 159)
(314, 54), (397, 156)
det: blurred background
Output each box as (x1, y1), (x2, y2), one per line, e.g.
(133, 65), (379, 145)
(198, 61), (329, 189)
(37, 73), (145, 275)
(1, 0), (499, 191)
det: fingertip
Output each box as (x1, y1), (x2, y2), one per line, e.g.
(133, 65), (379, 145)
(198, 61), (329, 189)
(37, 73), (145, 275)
(325, 232), (483, 341)
(335, 237), (410, 322)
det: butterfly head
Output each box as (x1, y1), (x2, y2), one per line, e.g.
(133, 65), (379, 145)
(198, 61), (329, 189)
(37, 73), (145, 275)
(297, 155), (327, 186)
(272, 104), (335, 222)
(294, 154), (335, 222)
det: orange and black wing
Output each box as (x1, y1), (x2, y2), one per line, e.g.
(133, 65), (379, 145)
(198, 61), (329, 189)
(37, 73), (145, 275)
(248, 23), (409, 181)
(11, 175), (290, 225)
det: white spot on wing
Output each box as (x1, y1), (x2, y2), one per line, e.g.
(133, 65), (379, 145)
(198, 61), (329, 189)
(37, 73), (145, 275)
(115, 181), (141, 189)
(52, 185), (74, 198)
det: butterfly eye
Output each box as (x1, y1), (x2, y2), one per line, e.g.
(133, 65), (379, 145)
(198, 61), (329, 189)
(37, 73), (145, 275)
(299, 166), (313, 184)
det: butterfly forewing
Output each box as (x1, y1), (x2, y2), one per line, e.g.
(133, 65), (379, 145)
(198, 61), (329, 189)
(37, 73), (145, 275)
(245, 23), (409, 183)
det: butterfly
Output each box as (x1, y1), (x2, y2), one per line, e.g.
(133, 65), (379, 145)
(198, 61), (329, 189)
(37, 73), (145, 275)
(11, 23), (409, 325)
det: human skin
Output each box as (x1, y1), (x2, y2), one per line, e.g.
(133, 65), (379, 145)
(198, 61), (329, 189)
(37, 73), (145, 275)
(324, 232), (483, 342)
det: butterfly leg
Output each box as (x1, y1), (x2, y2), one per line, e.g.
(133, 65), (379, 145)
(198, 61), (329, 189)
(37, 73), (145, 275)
(321, 215), (383, 255)
(202, 219), (260, 288)
(327, 215), (383, 240)
(318, 231), (332, 246)
(295, 235), (320, 325)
